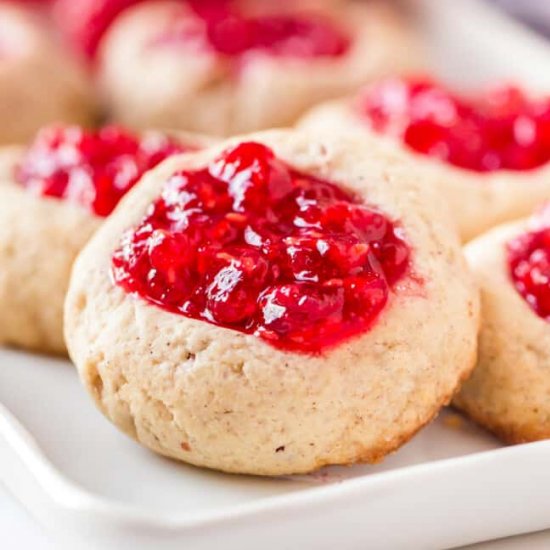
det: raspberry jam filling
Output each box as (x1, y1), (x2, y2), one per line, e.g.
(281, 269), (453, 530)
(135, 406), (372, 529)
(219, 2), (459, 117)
(358, 77), (550, 172)
(15, 126), (186, 217)
(507, 206), (550, 319)
(112, 142), (409, 353)
(154, 5), (349, 59)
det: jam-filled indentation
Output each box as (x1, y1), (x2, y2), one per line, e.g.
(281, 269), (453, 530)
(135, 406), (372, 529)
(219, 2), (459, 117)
(112, 141), (410, 353)
(359, 77), (550, 173)
(16, 125), (187, 217)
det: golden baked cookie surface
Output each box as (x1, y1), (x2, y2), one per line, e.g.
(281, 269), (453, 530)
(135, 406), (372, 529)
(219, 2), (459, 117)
(65, 130), (479, 475)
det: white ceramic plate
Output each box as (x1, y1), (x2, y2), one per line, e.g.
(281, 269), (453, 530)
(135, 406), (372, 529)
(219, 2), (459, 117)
(2, 1), (550, 549)
(1, 349), (550, 550)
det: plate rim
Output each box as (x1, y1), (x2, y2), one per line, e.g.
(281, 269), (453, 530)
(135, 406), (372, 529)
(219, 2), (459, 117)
(2, 400), (550, 534)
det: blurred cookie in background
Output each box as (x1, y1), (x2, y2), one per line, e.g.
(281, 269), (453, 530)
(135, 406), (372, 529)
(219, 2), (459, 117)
(0, 124), (206, 355)
(96, 0), (422, 136)
(0, 2), (94, 144)
(52, 0), (344, 62)
(299, 76), (550, 241)
(53, 0), (147, 61)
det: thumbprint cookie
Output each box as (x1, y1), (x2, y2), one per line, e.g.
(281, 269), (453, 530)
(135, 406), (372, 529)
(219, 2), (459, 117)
(64, 130), (479, 475)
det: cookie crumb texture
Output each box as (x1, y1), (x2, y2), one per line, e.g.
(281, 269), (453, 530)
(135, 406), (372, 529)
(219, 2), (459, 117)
(112, 141), (409, 353)
(65, 131), (479, 475)
(358, 77), (550, 173)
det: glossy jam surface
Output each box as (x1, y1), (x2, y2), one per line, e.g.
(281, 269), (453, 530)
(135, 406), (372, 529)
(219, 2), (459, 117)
(508, 206), (550, 319)
(16, 126), (185, 217)
(359, 77), (550, 172)
(154, 3), (349, 59)
(112, 142), (409, 353)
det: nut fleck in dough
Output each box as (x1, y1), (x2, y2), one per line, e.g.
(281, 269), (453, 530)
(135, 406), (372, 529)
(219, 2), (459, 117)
(0, 132), (211, 355)
(454, 219), (550, 443)
(299, 100), (550, 242)
(0, 4), (94, 145)
(98, 0), (421, 136)
(65, 130), (479, 475)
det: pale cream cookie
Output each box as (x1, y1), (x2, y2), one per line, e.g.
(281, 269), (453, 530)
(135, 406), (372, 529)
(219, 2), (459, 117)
(0, 126), (208, 355)
(98, 0), (421, 136)
(299, 80), (550, 242)
(0, 3), (94, 144)
(64, 129), (479, 476)
(454, 212), (550, 443)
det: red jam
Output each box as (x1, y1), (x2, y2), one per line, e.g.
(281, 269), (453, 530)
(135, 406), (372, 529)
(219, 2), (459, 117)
(16, 125), (186, 217)
(55, 0), (348, 61)
(358, 77), (550, 173)
(507, 205), (550, 319)
(204, 13), (348, 58)
(153, 4), (349, 59)
(112, 142), (409, 353)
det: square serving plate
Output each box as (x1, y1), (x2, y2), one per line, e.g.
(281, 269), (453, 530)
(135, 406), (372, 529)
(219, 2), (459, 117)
(1, 1), (550, 549)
